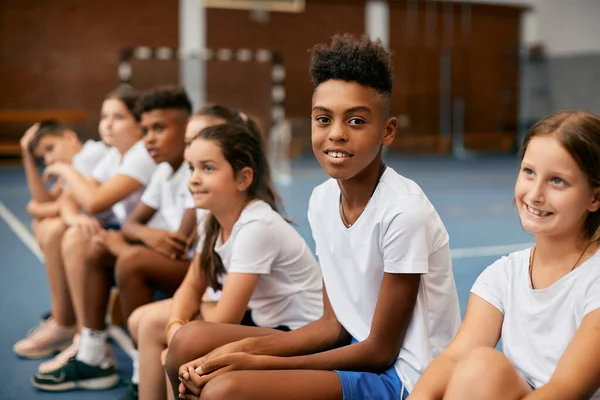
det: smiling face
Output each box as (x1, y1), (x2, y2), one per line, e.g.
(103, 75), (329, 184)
(186, 137), (252, 213)
(311, 80), (396, 181)
(515, 135), (600, 240)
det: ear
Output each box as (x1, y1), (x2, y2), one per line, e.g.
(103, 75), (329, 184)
(63, 130), (79, 143)
(589, 187), (600, 212)
(236, 166), (254, 192)
(382, 116), (397, 147)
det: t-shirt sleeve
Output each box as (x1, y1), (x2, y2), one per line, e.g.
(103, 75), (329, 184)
(470, 257), (509, 314)
(228, 221), (278, 274)
(382, 201), (432, 274)
(140, 167), (164, 210)
(118, 142), (156, 185)
(583, 273), (600, 317)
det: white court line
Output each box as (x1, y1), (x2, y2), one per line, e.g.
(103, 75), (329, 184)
(0, 201), (43, 261)
(0, 201), (136, 358)
(451, 242), (534, 259)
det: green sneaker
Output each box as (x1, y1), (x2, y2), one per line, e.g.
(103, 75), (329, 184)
(31, 356), (119, 391)
(119, 381), (138, 400)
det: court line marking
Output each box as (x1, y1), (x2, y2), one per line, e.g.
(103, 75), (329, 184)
(451, 242), (534, 259)
(0, 201), (136, 359)
(0, 201), (43, 261)
(0, 200), (533, 360)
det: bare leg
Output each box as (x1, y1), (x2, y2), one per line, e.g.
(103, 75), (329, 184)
(165, 321), (287, 399)
(137, 299), (173, 400)
(444, 347), (532, 400)
(198, 370), (342, 400)
(81, 236), (119, 330)
(115, 246), (189, 320)
(38, 217), (75, 326)
(62, 227), (113, 330)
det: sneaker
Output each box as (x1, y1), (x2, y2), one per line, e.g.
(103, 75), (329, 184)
(38, 334), (80, 374)
(119, 381), (138, 400)
(38, 335), (115, 374)
(14, 318), (75, 359)
(31, 356), (119, 392)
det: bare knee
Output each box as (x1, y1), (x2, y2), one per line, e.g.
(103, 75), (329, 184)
(165, 321), (213, 383)
(201, 372), (246, 400)
(127, 305), (145, 342)
(38, 217), (67, 249)
(451, 347), (522, 396)
(61, 226), (87, 255)
(85, 237), (111, 266)
(115, 247), (145, 286)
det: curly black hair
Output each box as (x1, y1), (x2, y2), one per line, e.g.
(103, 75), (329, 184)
(310, 33), (393, 113)
(136, 86), (193, 118)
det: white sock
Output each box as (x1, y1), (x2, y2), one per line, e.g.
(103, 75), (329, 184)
(76, 327), (108, 366)
(131, 349), (139, 385)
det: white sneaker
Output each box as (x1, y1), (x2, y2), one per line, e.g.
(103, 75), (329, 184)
(14, 318), (75, 359)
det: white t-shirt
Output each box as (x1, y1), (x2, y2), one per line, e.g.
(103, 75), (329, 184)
(196, 200), (323, 329)
(308, 167), (461, 392)
(91, 141), (157, 224)
(472, 249), (600, 397)
(72, 140), (110, 177)
(141, 162), (193, 232)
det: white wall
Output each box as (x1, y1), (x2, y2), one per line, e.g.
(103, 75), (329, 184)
(455, 0), (600, 57)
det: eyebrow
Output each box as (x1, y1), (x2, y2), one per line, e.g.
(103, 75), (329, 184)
(312, 106), (372, 115)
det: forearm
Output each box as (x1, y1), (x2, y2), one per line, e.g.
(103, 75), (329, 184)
(177, 208), (197, 238)
(22, 152), (52, 202)
(245, 316), (346, 358)
(255, 336), (399, 373)
(523, 382), (582, 400)
(121, 221), (156, 244)
(58, 168), (104, 213)
(28, 201), (61, 219)
(408, 353), (459, 400)
(59, 195), (83, 225)
(169, 283), (205, 324)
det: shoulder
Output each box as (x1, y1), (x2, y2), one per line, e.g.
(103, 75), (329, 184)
(151, 162), (173, 179)
(377, 168), (445, 233)
(123, 141), (152, 163)
(481, 249), (529, 279)
(237, 200), (280, 227)
(82, 140), (109, 155)
(308, 178), (337, 211)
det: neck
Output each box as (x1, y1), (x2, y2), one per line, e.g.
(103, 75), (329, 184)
(533, 231), (593, 270)
(338, 155), (384, 209)
(168, 153), (185, 172)
(212, 195), (250, 242)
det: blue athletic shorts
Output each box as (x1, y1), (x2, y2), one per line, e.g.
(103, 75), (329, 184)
(334, 338), (409, 400)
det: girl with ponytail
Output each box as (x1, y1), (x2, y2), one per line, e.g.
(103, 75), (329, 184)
(126, 115), (323, 400)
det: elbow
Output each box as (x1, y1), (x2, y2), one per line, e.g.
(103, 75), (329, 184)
(82, 199), (106, 215)
(367, 340), (400, 371)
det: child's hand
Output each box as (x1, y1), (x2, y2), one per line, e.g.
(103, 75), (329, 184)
(68, 215), (102, 237)
(20, 123), (39, 153)
(178, 339), (248, 380)
(42, 163), (68, 182)
(142, 230), (187, 259)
